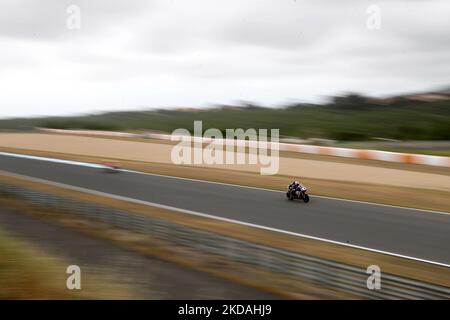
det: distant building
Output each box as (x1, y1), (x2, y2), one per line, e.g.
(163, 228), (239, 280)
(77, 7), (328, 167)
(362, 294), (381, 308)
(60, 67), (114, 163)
(402, 94), (450, 102)
(369, 91), (450, 104)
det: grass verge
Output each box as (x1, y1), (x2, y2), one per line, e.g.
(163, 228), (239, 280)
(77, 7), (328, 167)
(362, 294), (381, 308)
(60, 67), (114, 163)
(0, 227), (137, 299)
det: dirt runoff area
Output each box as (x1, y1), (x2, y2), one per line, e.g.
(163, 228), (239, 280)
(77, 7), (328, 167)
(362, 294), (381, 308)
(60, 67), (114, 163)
(0, 132), (449, 211)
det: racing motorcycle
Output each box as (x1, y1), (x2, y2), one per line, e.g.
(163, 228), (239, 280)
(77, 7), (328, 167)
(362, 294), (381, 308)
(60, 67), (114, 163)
(101, 161), (122, 173)
(286, 184), (310, 203)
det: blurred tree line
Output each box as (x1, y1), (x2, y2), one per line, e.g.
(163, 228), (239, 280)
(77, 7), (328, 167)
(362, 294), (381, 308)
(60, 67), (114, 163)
(0, 93), (449, 141)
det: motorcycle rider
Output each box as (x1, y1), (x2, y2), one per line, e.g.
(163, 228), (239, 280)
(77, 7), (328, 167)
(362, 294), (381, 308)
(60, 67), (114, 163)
(287, 179), (310, 202)
(289, 179), (305, 196)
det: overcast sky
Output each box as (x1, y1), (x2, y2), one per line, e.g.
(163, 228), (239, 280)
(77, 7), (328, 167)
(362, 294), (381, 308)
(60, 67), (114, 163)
(0, 0), (449, 118)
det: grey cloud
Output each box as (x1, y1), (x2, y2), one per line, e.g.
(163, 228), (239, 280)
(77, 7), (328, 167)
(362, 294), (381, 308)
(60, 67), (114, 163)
(0, 0), (449, 117)
(0, 0), (153, 41)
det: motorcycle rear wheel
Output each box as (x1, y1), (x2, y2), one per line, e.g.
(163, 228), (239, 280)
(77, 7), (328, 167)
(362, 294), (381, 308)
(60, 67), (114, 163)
(288, 191), (294, 200)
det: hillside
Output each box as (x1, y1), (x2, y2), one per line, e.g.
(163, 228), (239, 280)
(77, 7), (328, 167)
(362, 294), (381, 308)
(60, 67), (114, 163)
(1, 94), (449, 141)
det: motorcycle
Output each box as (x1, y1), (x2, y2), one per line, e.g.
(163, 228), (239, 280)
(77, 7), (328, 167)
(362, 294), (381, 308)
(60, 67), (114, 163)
(286, 184), (310, 203)
(101, 161), (122, 173)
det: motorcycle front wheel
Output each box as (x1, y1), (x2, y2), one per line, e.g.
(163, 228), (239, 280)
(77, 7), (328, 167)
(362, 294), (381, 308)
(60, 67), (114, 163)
(303, 194), (310, 203)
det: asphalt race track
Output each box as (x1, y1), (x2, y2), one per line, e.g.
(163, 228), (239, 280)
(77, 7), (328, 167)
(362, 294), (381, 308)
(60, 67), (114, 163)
(0, 153), (449, 265)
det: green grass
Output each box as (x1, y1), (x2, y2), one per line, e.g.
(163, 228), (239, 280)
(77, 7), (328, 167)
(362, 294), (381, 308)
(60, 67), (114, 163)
(1, 95), (449, 141)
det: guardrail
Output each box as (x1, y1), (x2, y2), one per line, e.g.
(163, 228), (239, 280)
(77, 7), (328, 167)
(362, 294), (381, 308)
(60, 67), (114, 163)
(38, 128), (450, 167)
(1, 182), (449, 299)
